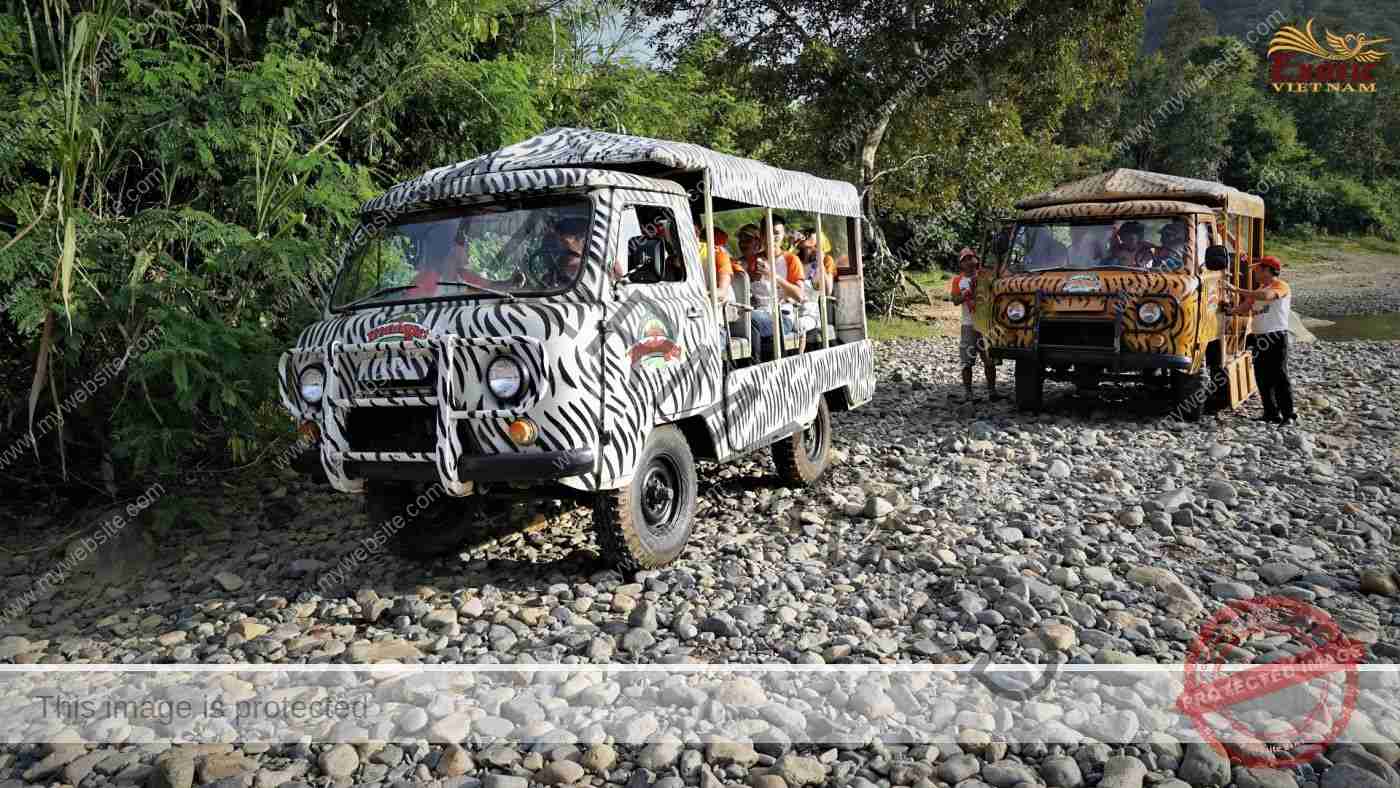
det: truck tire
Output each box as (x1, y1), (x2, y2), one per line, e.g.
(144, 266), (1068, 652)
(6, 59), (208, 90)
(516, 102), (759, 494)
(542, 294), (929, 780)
(773, 396), (832, 485)
(1014, 359), (1043, 412)
(1173, 370), (1206, 422)
(364, 482), (504, 560)
(594, 426), (696, 571)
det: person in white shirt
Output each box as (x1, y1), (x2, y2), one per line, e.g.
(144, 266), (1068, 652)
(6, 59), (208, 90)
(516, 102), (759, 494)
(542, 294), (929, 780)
(1227, 255), (1295, 425)
(950, 248), (998, 402)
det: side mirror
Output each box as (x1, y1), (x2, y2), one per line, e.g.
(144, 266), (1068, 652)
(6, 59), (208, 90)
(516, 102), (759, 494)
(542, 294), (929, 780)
(1204, 244), (1231, 272)
(625, 238), (666, 283)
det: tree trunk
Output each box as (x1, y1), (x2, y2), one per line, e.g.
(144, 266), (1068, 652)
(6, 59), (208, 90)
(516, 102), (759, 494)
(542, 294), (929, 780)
(859, 105), (896, 255)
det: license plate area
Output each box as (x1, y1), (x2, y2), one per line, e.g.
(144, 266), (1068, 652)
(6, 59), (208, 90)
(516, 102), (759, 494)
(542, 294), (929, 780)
(1051, 296), (1106, 313)
(1040, 320), (1116, 349)
(360, 353), (432, 383)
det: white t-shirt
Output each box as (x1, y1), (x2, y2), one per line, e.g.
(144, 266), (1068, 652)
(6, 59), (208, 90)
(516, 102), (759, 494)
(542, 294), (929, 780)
(1251, 279), (1291, 335)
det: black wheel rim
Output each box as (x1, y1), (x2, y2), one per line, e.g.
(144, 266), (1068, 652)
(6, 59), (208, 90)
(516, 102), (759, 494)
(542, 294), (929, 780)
(639, 456), (680, 534)
(802, 415), (825, 462)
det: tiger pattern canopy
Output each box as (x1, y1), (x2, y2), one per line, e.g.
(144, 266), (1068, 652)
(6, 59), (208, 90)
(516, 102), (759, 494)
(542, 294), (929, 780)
(1016, 169), (1265, 218)
(362, 128), (864, 219)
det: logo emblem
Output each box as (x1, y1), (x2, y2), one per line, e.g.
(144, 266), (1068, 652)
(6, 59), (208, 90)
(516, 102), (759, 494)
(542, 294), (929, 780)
(628, 315), (684, 369)
(367, 311), (430, 342)
(1269, 19), (1389, 93)
(1063, 273), (1103, 294)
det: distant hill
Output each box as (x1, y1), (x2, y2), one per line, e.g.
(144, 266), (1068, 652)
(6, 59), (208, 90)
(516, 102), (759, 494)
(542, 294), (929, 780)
(1143, 0), (1400, 57)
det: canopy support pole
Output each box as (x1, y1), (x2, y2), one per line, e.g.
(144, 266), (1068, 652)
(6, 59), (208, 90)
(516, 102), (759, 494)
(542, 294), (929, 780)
(816, 213), (830, 349)
(703, 171), (719, 317)
(852, 216), (867, 340)
(766, 208), (782, 362)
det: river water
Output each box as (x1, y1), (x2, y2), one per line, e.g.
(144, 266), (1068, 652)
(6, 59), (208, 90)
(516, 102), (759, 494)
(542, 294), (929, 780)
(1310, 313), (1400, 341)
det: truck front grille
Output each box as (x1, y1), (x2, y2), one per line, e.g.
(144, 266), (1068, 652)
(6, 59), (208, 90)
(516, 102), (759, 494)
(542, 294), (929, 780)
(1039, 320), (1116, 349)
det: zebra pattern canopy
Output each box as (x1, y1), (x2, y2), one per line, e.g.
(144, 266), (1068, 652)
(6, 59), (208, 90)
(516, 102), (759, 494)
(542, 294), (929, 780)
(362, 128), (864, 219)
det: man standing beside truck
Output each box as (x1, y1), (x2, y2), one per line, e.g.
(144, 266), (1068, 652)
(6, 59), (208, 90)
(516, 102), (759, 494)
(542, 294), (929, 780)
(950, 248), (998, 403)
(1228, 255), (1296, 425)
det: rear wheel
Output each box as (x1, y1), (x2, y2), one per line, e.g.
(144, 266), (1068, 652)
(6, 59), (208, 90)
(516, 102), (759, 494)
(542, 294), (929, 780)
(1014, 359), (1043, 412)
(773, 396), (832, 485)
(593, 426), (697, 571)
(365, 482), (507, 559)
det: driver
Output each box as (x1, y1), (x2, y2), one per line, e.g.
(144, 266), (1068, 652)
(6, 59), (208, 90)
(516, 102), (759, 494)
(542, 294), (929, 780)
(1109, 221), (1149, 267)
(1155, 221), (1189, 271)
(543, 215), (589, 283)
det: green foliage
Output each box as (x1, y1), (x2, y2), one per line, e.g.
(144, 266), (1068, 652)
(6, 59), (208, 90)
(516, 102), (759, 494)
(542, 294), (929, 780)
(0, 0), (765, 494)
(1160, 0), (1218, 63)
(1099, 30), (1400, 240)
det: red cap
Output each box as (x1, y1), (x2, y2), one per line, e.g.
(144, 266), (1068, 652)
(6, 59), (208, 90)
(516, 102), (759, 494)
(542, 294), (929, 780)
(958, 247), (979, 263)
(1253, 255), (1282, 273)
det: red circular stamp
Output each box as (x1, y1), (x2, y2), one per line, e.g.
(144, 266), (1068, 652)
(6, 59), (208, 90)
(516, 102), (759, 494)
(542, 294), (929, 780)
(1177, 595), (1365, 768)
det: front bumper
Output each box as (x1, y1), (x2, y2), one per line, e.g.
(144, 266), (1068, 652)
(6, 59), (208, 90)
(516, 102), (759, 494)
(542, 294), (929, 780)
(280, 335), (589, 497)
(992, 346), (1191, 371)
(345, 448), (595, 485)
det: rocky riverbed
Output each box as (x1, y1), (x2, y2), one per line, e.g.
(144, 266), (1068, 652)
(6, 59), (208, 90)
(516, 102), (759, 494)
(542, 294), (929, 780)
(1, 338), (1398, 788)
(1292, 287), (1400, 319)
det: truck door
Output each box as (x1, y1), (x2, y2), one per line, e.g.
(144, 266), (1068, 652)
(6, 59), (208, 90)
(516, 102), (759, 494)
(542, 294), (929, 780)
(974, 220), (1014, 337)
(611, 198), (723, 425)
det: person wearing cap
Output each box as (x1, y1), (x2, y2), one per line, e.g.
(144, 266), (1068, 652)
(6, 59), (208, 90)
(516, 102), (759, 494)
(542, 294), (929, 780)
(950, 248), (998, 402)
(1110, 221), (1150, 267)
(695, 223), (734, 303)
(1154, 221), (1189, 272)
(1227, 255), (1296, 425)
(797, 228), (838, 292)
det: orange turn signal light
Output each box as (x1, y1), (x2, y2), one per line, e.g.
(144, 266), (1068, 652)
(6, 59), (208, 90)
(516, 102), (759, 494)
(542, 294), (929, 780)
(508, 419), (538, 446)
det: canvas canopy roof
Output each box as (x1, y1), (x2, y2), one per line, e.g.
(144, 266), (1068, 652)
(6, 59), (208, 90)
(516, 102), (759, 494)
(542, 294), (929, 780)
(362, 128), (863, 219)
(1016, 169), (1264, 218)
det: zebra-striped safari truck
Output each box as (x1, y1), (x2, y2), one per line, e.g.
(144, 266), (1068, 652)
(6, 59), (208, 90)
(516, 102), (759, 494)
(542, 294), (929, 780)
(280, 128), (875, 569)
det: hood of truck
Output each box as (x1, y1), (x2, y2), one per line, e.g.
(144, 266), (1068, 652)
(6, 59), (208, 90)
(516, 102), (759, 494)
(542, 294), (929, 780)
(296, 301), (598, 348)
(993, 270), (1200, 299)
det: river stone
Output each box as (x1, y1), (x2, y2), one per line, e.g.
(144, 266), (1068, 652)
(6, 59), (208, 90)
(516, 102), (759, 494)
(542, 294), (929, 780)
(1360, 569), (1398, 597)
(1040, 755), (1084, 788)
(775, 755), (827, 786)
(982, 759), (1038, 787)
(319, 744), (359, 779)
(1257, 563), (1304, 585)
(1234, 767), (1299, 788)
(1178, 743), (1231, 786)
(1098, 756), (1147, 788)
(538, 760), (586, 785)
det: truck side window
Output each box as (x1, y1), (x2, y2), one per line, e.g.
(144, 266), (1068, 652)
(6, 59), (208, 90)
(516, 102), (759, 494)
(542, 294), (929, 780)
(1196, 222), (1211, 269)
(623, 205), (686, 284)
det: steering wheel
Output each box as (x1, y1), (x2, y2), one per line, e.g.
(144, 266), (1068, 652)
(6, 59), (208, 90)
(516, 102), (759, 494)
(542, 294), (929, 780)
(1134, 244), (1168, 268)
(523, 250), (565, 289)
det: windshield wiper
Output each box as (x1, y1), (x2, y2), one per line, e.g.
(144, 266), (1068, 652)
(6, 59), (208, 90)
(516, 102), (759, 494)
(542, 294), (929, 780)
(339, 280), (517, 311)
(436, 280), (516, 301)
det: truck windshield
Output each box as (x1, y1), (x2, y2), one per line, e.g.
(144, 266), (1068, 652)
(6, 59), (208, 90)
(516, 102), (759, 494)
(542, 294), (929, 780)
(1009, 218), (1192, 273)
(332, 197), (593, 310)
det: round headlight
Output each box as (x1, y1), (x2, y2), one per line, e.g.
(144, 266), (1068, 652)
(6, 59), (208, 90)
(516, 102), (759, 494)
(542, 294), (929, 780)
(1006, 301), (1027, 322)
(487, 356), (525, 401)
(299, 365), (325, 404)
(1138, 302), (1164, 325)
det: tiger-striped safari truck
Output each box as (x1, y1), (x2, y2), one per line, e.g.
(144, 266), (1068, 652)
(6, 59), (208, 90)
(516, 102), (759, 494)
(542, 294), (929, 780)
(279, 129), (875, 569)
(977, 169), (1263, 419)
